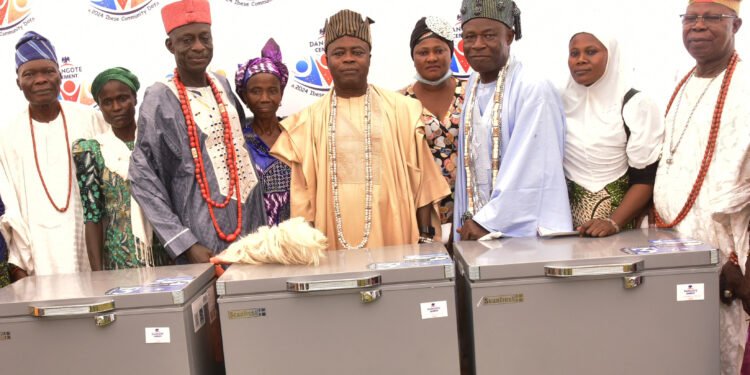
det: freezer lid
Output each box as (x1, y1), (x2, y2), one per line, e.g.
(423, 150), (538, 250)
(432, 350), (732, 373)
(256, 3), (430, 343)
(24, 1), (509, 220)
(454, 228), (719, 281)
(0, 264), (214, 318)
(216, 242), (454, 296)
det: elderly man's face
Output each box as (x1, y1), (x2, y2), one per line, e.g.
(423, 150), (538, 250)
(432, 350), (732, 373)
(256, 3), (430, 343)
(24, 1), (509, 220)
(462, 18), (514, 80)
(16, 59), (61, 106)
(682, 2), (741, 64)
(166, 23), (213, 78)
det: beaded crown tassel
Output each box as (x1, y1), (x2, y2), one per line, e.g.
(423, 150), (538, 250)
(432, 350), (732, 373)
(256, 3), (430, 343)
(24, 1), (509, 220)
(654, 52), (739, 228)
(173, 69), (243, 242)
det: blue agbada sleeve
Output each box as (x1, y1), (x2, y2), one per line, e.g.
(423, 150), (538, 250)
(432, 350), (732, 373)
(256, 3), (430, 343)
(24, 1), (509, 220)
(454, 65), (573, 239)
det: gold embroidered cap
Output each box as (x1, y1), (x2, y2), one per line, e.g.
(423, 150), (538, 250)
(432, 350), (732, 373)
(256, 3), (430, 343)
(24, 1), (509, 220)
(688, 0), (741, 13)
(324, 9), (375, 51)
(460, 0), (522, 40)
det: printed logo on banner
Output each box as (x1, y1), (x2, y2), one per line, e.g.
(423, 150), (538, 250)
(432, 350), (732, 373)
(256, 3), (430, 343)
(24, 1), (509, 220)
(0, 0), (34, 36)
(224, 0), (275, 7)
(59, 56), (96, 106)
(451, 14), (472, 79)
(88, 0), (160, 22)
(291, 29), (331, 97)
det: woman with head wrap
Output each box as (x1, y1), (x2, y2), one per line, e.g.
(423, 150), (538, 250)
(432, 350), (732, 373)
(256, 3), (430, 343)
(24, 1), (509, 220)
(400, 16), (465, 231)
(562, 30), (663, 237)
(72, 67), (171, 270)
(235, 38), (291, 226)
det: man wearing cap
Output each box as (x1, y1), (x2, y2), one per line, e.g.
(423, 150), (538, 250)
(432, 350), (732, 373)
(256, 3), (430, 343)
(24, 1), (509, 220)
(272, 9), (449, 250)
(0, 31), (107, 277)
(651, 0), (749, 373)
(453, 0), (572, 240)
(130, 0), (266, 263)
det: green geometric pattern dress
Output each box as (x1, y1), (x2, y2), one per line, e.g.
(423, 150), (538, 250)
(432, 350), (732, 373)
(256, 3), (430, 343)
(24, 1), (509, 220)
(73, 139), (171, 270)
(567, 175), (632, 229)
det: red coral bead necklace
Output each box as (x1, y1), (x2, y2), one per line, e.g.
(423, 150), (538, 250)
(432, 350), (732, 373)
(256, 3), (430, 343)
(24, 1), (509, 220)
(173, 69), (242, 242)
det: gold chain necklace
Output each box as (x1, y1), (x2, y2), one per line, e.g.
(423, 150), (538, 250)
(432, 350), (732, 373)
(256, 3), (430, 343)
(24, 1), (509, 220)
(461, 63), (510, 220)
(328, 87), (373, 250)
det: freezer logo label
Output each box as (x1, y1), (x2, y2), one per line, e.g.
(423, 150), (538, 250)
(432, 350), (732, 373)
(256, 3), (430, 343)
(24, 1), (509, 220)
(145, 327), (171, 344)
(482, 294), (524, 305)
(676, 283), (705, 302)
(229, 308), (266, 319)
(420, 301), (449, 319)
(0, 331), (10, 341)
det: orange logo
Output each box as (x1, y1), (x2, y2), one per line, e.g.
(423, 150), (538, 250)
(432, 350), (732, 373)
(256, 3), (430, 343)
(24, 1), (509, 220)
(0, 0), (31, 31)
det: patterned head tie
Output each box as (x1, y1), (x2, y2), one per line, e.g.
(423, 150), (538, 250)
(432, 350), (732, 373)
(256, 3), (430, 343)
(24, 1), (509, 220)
(235, 38), (289, 100)
(410, 16), (455, 59)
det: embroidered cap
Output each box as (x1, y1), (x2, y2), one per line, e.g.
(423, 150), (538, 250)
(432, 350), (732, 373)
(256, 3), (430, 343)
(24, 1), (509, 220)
(460, 0), (522, 40)
(324, 9), (375, 51)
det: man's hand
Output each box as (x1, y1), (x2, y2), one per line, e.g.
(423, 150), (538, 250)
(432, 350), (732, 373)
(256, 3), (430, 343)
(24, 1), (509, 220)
(719, 254), (750, 315)
(456, 219), (490, 241)
(186, 243), (213, 264)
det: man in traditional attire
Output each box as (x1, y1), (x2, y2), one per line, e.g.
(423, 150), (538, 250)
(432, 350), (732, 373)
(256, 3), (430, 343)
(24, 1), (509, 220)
(453, 0), (573, 240)
(129, 0), (265, 264)
(0, 32), (107, 277)
(272, 9), (449, 250)
(652, 1), (749, 373)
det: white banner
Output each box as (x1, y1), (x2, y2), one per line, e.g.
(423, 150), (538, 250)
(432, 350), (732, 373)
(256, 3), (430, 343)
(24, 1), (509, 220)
(0, 0), (745, 120)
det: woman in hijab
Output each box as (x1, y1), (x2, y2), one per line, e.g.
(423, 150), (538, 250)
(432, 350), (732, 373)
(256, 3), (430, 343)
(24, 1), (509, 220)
(73, 67), (170, 270)
(235, 38), (291, 226)
(400, 16), (465, 233)
(562, 30), (663, 237)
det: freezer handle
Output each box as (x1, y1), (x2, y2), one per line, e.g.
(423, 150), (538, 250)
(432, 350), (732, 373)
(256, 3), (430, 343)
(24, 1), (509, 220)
(544, 261), (643, 278)
(287, 275), (382, 292)
(29, 300), (115, 317)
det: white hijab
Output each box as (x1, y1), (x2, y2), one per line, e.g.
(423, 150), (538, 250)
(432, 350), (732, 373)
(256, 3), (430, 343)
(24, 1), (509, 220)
(561, 29), (633, 192)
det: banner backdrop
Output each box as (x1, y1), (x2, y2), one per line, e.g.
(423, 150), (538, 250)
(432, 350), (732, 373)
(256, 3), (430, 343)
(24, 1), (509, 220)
(0, 0), (745, 121)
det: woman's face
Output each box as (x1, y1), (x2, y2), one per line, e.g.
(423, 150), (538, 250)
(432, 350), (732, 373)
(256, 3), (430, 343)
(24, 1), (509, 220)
(242, 73), (282, 119)
(568, 33), (608, 87)
(412, 37), (452, 81)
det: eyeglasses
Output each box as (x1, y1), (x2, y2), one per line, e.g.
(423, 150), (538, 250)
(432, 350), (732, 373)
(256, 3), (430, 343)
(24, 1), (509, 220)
(680, 14), (737, 25)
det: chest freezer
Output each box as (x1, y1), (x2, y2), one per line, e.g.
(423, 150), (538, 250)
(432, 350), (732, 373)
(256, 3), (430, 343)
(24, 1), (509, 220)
(217, 242), (460, 375)
(0, 264), (222, 375)
(454, 229), (720, 375)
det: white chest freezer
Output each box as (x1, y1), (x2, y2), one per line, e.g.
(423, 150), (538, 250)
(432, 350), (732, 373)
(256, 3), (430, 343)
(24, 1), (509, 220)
(0, 264), (222, 374)
(454, 229), (720, 375)
(217, 242), (460, 374)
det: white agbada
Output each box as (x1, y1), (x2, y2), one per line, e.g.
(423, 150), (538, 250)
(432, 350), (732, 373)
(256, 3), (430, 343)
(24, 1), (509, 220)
(562, 31), (663, 192)
(654, 60), (750, 375)
(0, 101), (108, 276)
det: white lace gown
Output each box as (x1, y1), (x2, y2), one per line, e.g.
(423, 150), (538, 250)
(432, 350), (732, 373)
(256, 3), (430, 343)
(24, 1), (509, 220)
(654, 60), (750, 375)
